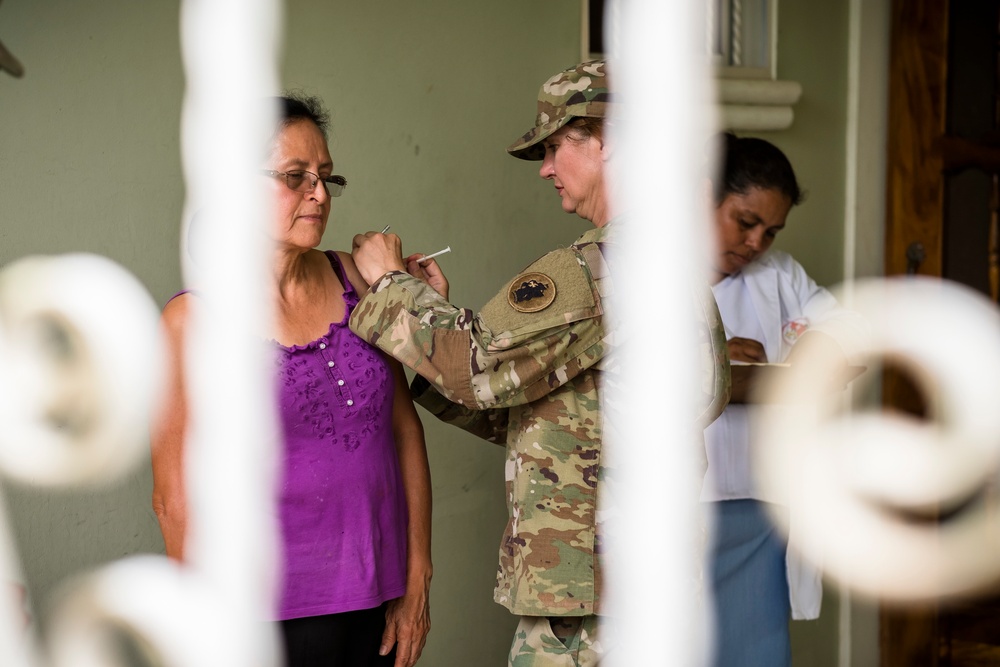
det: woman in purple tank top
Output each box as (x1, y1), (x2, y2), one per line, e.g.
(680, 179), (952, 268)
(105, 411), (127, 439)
(151, 95), (432, 667)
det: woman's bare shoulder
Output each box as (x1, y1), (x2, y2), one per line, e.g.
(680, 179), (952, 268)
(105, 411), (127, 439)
(161, 291), (194, 333)
(333, 250), (371, 293)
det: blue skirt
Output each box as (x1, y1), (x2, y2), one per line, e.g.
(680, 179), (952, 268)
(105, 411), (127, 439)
(708, 499), (791, 667)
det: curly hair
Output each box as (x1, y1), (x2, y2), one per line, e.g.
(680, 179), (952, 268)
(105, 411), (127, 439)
(275, 92), (330, 138)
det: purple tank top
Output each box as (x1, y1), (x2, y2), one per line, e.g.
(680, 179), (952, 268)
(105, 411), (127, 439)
(274, 251), (408, 620)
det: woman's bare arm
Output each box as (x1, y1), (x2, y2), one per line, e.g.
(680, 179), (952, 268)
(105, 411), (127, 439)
(150, 294), (192, 561)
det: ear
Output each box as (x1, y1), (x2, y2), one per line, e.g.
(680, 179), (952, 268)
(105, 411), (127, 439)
(600, 133), (614, 162)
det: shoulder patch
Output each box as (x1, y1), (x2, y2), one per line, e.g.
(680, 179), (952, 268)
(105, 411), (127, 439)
(480, 247), (600, 340)
(507, 272), (556, 313)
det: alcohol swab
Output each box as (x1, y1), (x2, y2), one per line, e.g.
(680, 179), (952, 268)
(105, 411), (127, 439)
(416, 246), (451, 264)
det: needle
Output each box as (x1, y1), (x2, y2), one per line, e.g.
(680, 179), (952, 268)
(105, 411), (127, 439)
(416, 246), (452, 264)
(380, 225), (391, 234)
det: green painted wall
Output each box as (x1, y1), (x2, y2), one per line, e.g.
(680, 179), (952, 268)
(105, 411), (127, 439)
(0, 1), (581, 664)
(0, 0), (187, 628)
(0, 0), (876, 664)
(762, 0), (850, 290)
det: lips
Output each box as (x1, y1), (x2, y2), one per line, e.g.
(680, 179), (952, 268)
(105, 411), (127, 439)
(730, 253), (753, 267)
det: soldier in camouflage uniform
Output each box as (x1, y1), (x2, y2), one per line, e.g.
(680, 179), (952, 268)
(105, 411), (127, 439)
(350, 60), (729, 667)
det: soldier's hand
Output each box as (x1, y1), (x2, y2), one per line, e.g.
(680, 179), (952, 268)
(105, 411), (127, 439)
(352, 231), (407, 285)
(405, 254), (450, 301)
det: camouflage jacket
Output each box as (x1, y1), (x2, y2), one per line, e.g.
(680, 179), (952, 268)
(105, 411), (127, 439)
(349, 221), (730, 617)
(351, 223), (617, 617)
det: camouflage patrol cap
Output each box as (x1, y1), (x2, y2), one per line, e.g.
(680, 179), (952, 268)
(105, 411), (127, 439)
(506, 60), (612, 161)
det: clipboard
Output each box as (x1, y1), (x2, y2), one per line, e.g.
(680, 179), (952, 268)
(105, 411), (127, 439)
(729, 362), (867, 404)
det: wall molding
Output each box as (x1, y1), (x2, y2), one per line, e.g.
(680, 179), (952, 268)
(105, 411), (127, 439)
(716, 78), (803, 131)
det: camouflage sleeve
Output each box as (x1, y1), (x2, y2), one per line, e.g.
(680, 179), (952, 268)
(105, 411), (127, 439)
(349, 246), (608, 410)
(409, 376), (508, 444)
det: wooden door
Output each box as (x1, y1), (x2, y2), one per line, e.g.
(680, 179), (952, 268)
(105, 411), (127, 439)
(883, 0), (1000, 664)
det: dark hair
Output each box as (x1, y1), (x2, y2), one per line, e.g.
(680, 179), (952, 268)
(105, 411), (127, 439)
(714, 132), (803, 207)
(276, 93), (330, 138)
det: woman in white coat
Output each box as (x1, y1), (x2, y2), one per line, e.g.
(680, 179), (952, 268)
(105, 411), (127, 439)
(704, 133), (865, 666)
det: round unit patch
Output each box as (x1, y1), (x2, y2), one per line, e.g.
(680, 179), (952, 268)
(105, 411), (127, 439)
(507, 272), (557, 313)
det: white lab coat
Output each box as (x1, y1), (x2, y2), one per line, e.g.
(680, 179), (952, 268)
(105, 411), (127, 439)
(704, 249), (867, 620)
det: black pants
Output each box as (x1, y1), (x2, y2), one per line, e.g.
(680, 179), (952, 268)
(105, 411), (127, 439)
(281, 603), (397, 667)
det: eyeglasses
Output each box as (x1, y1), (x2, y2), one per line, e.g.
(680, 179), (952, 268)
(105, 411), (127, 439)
(261, 169), (347, 197)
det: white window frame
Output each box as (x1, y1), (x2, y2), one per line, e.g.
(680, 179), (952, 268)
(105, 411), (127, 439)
(711, 0), (778, 80)
(582, 0), (800, 131)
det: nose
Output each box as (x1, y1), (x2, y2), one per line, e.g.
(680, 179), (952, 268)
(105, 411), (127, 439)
(307, 176), (330, 203)
(539, 151), (555, 180)
(745, 229), (764, 251)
